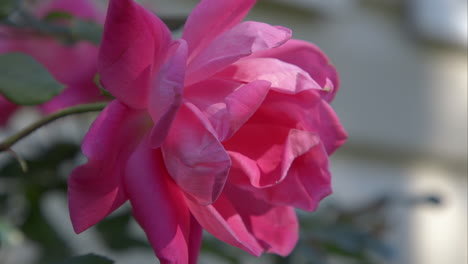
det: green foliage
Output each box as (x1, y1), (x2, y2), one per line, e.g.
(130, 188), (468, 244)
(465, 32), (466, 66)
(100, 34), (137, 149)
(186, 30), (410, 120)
(0, 53), (64, 105)
(0, 143), (79, 263)
(0, 0), (17, 20)
(52, 254), (114, 264)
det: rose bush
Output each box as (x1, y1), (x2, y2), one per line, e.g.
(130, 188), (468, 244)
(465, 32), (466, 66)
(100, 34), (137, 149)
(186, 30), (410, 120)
(0, 0), (105, 126)
(68, 0), (347, 263)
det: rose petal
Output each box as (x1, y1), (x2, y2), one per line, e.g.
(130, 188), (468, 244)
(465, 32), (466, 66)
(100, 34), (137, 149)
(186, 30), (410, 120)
(161, 103), (231, 205)
(183, 0), (256, 60)
(186, 21), (291, 86)
(225, 124), (320, 188)
(224, 184), (298, 256)
(68, 100), (150, 233)
(185, 79), (270, 141)
(241, 142), (332, 211)
(98, 0), (171, 108)
(186, 192), (263, 256)
(252, 91), (347, 154)
(125, 142), (202, 264)
(148, 39), (187, 148)
(251, 39), (340, 101)
(217, 57), (322, 94)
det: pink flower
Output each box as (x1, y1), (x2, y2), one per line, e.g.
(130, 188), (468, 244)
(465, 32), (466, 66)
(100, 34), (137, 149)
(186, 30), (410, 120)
(68, 0), (346, 263)
(0, 0), (106, 125)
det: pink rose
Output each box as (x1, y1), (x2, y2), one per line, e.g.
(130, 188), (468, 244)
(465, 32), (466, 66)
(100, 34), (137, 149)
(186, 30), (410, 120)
(0, 0), (106, 125)
(68, 0), (346, 263)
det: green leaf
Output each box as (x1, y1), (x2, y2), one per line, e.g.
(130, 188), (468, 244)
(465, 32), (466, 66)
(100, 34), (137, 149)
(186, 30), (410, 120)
(0, 53), (64, 105)
(53, 254), (114, 264)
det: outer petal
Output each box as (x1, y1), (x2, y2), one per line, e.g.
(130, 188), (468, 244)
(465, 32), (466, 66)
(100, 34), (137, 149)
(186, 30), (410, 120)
(225, 184), (298, 256)
(185, 79), (271, 141)
(125, 141), (202, 264)
(98, 0), (171, 108)
(224, 124), (320, 188)
(183, 0), (256, 59)
(251, 39), (340, 101)
(68, 101), (150, 233)
(186, 21), (291, 86)
(0, 96), (18, 126)
(148, 40), (187, 148)
(216, 57), (322, 94)
(186, 192), (263, 256)
(161, 103), (231, 205)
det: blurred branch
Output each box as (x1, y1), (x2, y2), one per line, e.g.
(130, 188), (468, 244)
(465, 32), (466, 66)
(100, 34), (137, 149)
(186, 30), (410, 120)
(0, 102), (107, 153)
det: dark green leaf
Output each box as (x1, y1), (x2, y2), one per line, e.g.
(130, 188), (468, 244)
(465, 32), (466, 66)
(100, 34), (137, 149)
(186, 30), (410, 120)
(0, 0), (17, 20)
(0, 53), (64, 105)
(53, 254), (114, 264)
(44, 11), (73, 22)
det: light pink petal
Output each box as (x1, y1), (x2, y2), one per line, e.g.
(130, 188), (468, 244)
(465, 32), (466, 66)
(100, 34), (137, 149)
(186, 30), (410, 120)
(251, 39), (340, 101)
(161, 103), (231, 205)
(148, 40), (187, 148)
(217, 57), (322, 94)
(186, 21), (291, 86)
(0, 96), (18, 126)
(224, 124), (319, 188)
(185, 79), (270, 141)
(186, 192), (263, 256)
(224, 185), (298, 256)
(98, 0), (171, 108)
(68, 101), (150, 233)
(183, 0), (256, 59)
(257, 143), (333, 211)
(125, 142), (202, 264)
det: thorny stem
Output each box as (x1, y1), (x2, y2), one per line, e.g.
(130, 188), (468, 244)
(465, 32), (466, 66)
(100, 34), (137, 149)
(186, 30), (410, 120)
(0, 102), (107, 152)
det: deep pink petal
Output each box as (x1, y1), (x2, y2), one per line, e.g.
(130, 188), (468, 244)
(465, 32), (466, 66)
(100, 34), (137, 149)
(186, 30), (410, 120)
(251, 39), (339, 101)
(225, 124), (320, 188)
(98, 0), (171, 108)
(252, 91), (347, 154)
(224, 185), (298, 256)
(0, 96), (18, 126)
(185, 79), (270, 141)
(148, 40), (187, 148)
(183, 0), (256, 59)
(161, 103), (231, 205)
(186, 192), (263, 256)
(186, 21), (291, 86)
(68, 101), (150, 233)
(125, 142), (202, 264)
(217, 57), (322, 94)
(257, 143), (333, 211)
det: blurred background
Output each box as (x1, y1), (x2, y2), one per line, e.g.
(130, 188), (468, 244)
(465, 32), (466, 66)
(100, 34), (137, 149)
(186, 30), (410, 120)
(0, 0), (466, 263)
